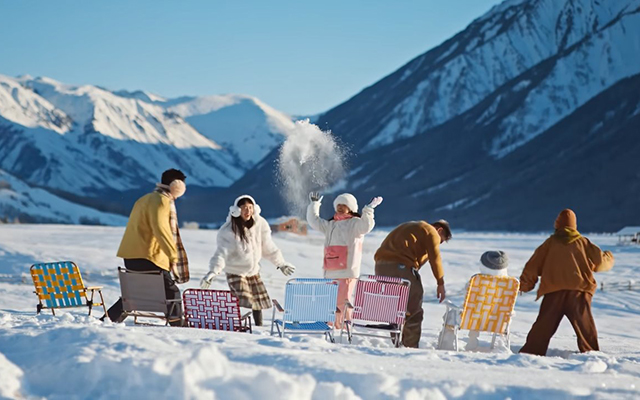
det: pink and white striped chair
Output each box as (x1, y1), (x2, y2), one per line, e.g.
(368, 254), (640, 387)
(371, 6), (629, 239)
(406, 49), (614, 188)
(183, 289), (252, 333)
(341, 275), (410, 347)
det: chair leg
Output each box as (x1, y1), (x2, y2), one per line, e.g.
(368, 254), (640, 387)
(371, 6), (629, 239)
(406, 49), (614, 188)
(87, 290), (95, 316)
(270, 307), (276, 336)
(98, 290), (107, 315)
(491, 333), (497, 350)
(51, 308), (56, 316)
(454, 327), (459, 351)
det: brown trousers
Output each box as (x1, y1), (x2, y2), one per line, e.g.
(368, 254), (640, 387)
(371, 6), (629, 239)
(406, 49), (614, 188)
(519, 290), (599, 356)
(375, 261), (424, 348)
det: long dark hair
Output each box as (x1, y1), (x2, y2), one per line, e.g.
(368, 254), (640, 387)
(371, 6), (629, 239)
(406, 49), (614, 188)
(231, 197), (255, 243)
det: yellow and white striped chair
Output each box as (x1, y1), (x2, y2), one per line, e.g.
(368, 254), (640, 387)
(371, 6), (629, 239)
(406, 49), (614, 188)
(438, 274), (519, 351)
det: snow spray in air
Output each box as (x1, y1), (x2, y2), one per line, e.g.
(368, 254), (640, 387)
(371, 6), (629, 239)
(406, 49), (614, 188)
(277, 119), (348, 216)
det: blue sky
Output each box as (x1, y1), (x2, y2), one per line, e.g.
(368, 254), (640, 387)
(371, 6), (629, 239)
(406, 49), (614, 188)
(0, 0), (501, 115)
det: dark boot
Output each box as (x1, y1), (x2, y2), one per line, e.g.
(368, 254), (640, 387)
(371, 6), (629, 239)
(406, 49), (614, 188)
(253, 310), (263, 326)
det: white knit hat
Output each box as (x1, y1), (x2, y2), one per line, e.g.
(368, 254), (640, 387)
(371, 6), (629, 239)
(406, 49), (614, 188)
(333, 193), (358, 213)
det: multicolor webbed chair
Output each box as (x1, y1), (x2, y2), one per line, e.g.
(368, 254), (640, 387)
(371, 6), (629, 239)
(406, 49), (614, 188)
(30, 261), (107, 316)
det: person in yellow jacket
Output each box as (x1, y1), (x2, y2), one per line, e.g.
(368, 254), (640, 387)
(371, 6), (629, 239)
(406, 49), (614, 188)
(374, 220), (452, 348)
(103, 169), (189, 325)
(519, 209), (614, 356)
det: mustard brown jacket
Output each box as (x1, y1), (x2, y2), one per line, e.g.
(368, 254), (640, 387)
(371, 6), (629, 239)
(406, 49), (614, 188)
(117, 192), (177, 271)
(374, 221), (444, 284)
(520, 229), (614, 299)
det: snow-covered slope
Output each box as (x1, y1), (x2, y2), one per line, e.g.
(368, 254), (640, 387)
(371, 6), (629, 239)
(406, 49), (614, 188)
(0, 225), (639, 398)
(324, 0), (640, 152)
(0, 170), (127, 225)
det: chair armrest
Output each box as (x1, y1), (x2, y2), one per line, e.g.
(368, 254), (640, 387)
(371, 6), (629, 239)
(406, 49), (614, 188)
(344, 300), (354, 309)
(85, 286), (103, 290)
(240, 311), (252, 321)
(272, 299), (284, 312)
(166, 299), (182, 303)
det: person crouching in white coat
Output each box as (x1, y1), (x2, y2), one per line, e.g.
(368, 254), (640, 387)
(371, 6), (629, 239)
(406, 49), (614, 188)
(200, 195), (296, 326)
(307, 192), (382, 329)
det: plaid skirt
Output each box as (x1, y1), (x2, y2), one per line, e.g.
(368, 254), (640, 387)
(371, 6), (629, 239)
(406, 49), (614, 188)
(226, 273), (271, 310)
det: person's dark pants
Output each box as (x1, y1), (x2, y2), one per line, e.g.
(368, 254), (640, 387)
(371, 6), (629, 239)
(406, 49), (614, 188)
(375, 261), (424, 348)
(519, 290), (599, 356)
(104, 259), (182, 324)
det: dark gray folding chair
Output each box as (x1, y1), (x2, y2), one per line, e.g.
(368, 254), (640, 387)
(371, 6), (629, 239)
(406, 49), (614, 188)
(117, 267), (182, 326)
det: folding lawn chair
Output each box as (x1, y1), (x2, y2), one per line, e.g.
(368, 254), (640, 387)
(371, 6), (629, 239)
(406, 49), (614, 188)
(118, 267), (182, 325)
(437, 274), (519, 351)
(183, 288), (252, 333)
(270, 278), (339, 342)
(341, 275), (410, 347)
(30, 261), (107, 316)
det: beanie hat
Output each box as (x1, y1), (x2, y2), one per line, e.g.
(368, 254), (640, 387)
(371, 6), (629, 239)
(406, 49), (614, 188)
(554, 209), (577, 230)
(333, 193), (358, 213)
(480, 251), (509, 270)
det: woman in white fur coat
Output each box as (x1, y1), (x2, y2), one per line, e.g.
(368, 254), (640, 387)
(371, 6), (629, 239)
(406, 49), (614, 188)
(307, 192), (383, 328)
(200, 195), (296, 326)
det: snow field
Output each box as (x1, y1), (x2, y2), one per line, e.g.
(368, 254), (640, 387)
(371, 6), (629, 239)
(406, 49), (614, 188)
(0, 225), (639, 399)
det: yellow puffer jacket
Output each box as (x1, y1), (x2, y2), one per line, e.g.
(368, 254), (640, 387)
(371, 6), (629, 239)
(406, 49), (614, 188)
(117, 192), (177, 271)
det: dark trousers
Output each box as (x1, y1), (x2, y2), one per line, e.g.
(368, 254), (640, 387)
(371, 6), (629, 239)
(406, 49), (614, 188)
(519, 290), (599, 356)
(375, 261), (424, 348)
(105, 259), (182, 323)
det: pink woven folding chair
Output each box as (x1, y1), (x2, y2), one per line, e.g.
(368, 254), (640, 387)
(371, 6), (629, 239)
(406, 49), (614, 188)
(341, 275), (410, 347)
(183, 289), (252, 333)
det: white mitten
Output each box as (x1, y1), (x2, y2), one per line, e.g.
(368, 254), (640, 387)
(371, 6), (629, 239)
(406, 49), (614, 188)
(309, 191), (323, 203)
(366, 196), (383, 209)
(200, 271), (219, 289)
(277, 263), (296, 276)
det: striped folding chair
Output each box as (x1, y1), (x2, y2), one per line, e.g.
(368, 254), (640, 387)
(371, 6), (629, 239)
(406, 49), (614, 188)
(341, 275), (410, 347)
(270, 278), (339, 342)
(30, 261), (107, 316)
(438, 274), (519, 351)
(183, 289), (252, 333)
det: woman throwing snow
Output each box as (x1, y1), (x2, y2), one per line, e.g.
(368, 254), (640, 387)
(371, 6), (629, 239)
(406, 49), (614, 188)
(200, 195), (296, 326)
(307, 192), (382, 328)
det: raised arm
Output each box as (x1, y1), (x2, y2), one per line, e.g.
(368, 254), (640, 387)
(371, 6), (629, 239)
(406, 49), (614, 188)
(306, 197), (330, 234)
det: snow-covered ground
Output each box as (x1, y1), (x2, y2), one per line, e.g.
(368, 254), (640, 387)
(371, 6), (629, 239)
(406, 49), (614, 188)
(0, 225), (638, 399)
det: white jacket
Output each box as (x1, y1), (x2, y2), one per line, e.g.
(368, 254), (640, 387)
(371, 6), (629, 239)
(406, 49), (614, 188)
(208, 216), (285, 277)
(306, 201), (375, 279)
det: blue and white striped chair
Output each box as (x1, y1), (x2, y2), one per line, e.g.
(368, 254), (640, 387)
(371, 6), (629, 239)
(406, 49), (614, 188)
(270, 278), (339, 342)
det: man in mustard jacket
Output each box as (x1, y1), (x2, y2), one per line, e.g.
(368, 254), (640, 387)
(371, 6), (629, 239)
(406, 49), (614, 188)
(519, 209), (614, 356)
(374, 220), (452, 348)
(103, 169), (188, 325)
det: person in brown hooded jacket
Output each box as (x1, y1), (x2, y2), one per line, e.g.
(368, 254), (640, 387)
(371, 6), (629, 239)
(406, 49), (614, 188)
(519, 209), (614, 356)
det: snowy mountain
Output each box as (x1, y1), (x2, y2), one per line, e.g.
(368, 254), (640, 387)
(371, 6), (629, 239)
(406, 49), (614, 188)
(0, 74), (294, 219)
(167, 95), (294, 170)
(208, 0), (640, 232)
(0, 169), (127, 225)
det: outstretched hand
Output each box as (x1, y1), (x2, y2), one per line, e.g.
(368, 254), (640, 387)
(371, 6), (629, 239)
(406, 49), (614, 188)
(366, 196), (384, 209)
(309, 192), (323, 203)
(278, 263), (296, 276)
(200, 271), (219, 289)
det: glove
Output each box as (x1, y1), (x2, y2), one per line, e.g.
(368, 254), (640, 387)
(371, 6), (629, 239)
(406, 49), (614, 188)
(366, 196), (383, 209)
(277, 263), (296, 276)
(200, 271), (220, 289)
(309, 191), (323, 203)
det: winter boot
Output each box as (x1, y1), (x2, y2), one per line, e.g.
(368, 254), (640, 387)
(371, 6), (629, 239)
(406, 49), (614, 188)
(253, 310), (263, 326)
